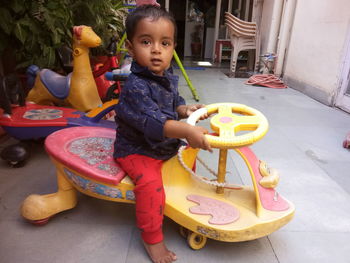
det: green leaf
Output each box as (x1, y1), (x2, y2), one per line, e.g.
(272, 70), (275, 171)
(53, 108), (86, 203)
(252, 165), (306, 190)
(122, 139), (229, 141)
(16, 60), (31, 70)
(47, 1), (59, 10)
(56, 27), (64, 35)
(11, 0), (25, 14)
(42, 7), (55, 30)
(27, 35), (37, 51)
(41, 46), (56, 68)
(108, 24), (117, 31)
(51, 30), (61, 46)
(0, 8), (13, 34)
(46, 48), (56, 67)
(13, 22), (28, 44)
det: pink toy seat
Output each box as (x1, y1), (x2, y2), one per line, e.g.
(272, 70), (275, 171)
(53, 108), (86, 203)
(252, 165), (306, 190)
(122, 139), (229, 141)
(45, 127), (125, 185)
(187, 194), (240, 225)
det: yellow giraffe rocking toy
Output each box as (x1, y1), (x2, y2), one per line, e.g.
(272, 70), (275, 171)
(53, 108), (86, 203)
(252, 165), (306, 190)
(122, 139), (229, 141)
(26, 26), (102, 112)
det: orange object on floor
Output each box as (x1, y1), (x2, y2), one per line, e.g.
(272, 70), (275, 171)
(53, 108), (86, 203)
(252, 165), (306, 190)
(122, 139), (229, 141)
(343, 132), (350, 148)
(245, 74), (288, 89)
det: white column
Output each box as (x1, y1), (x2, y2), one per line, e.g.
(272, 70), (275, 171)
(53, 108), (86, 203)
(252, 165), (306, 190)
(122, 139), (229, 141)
(244, 0), (251, 21)
(228, 0), (233, 13)
(165, 0), (169, 11)
(266, 0), (284, 53)
(238, 0), (243, 18)
(226, 0), (233, 39)
(212, 0), (222, 61)
(275, 0), (297, 76)
(251, 0), (263, 24)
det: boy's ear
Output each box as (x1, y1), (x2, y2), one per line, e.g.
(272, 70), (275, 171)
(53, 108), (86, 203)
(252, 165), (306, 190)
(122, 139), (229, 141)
(126, 40), (134, 58)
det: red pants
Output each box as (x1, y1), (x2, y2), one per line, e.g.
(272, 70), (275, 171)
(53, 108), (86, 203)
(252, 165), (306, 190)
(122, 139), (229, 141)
(116, 154), (165, 244)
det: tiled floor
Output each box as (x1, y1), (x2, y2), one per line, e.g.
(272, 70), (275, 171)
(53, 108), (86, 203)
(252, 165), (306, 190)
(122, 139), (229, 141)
(1, 65), (350, 263)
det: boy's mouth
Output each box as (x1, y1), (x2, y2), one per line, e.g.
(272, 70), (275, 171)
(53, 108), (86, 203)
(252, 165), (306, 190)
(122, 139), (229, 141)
(151, 58), (162, 64)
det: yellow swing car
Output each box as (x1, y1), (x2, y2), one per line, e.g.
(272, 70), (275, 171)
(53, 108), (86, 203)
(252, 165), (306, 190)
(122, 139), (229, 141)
(21, 102), (295, 250)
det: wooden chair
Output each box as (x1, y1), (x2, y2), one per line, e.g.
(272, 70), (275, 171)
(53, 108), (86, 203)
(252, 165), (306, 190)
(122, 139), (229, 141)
(224, 12), (260, 77)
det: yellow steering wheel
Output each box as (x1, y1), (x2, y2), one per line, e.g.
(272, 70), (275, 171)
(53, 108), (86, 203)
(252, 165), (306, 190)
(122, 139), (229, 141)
(187, 103), (269, 149)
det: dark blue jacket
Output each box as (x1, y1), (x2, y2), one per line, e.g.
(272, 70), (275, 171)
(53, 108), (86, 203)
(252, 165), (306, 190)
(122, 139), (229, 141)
(114, 61), (186, 160)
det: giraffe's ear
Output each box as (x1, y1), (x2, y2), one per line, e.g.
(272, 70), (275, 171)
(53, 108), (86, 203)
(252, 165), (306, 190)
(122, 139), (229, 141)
(73, 26), (83, 40)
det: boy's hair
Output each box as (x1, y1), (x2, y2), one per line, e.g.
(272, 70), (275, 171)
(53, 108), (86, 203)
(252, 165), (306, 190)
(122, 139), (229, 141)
(126, 5), (177, 42)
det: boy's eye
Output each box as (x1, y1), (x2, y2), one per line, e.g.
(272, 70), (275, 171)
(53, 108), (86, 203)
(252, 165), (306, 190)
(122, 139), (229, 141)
(162, 41), (171, 46)
(141, 40), (151, 45)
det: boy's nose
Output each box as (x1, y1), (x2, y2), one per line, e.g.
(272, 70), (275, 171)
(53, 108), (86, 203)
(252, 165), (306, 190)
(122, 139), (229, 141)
(151, 43), (161, 53)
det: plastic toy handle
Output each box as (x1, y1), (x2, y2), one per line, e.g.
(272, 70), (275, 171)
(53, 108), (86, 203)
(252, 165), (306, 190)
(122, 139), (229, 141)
(105, 72), (114, 81)
(83, 99), (118, 123)
(187, 107), (208, 126)
(105, 72), (129, 81)
(187, 103), (269, 149)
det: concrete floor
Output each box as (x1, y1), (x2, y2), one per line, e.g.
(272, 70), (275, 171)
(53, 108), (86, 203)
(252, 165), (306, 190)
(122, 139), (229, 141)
(1, 66), (350, 263)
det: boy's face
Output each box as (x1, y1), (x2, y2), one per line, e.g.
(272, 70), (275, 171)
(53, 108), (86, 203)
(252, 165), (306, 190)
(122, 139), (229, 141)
(127, 17), (175, 76)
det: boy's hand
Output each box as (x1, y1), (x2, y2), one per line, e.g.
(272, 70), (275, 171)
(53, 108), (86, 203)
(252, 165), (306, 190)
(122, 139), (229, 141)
(185, 126), (212, 152)
(163, 120), (212, 152)
(177, 104), (208, 119)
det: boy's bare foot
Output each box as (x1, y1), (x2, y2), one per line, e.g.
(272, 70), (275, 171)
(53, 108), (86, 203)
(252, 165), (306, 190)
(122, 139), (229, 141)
(143, 240), (177, 263)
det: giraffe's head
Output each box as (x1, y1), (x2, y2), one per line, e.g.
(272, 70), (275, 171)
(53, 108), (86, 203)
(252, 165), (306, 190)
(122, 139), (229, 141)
(73, 26), (101, 48)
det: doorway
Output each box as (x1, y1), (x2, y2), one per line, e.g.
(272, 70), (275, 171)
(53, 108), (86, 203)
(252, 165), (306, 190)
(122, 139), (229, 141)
(158, 0), (187, 58)
(335, 26), (350, 113)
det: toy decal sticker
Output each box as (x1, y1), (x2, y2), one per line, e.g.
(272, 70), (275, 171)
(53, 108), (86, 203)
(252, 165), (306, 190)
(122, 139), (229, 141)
(68, 137), (122, 176)
(69, 137), (112, 165)
(196, 226), (220, 239)
(97, 163), (121, 174)
(64, 168), (123, 199)
(126, 190), (135, 201)
(23, 109), (63, 120)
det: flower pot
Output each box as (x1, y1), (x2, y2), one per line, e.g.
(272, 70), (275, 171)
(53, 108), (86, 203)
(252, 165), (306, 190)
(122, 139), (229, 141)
(191, 42), (202, 58)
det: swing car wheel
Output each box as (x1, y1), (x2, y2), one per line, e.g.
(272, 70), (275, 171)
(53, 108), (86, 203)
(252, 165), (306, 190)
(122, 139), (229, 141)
(187, 231), (207, 250)
(179, 226), (189, 238)
(1, 143), (30, 168)
(28, 217), (50, 226)
(8, 160), (26, 168)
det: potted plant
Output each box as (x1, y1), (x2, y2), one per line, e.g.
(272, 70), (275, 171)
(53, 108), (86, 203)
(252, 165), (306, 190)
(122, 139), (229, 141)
(0, 0), (127, 73)
(71, 0), (127, 57)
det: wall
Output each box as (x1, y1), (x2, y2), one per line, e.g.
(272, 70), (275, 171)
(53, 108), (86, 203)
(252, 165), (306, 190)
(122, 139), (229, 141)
(282, 0), (350, 105)
(259, 0), (274, 55)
